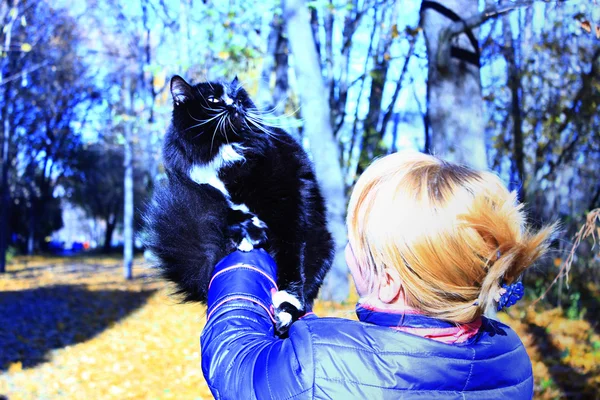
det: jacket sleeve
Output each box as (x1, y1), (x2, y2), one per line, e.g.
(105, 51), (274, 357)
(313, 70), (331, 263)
(200, 249), (314, 400)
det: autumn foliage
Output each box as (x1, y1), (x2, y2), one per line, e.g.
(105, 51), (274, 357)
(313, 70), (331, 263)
(0, 257), (358, 399)
(0, 254), (598, 399)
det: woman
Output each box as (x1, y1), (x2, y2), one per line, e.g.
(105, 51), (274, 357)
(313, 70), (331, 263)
(201, 151), (554, 399)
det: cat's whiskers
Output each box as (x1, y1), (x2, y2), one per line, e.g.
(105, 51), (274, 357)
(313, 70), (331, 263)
(246, 114), (287, 130)
(253, 111), (301, 122)
(232, 80), (244, 92)
(225, 114), (240, 138)
(186, 111), (227, 134)
(194, 87), (209, 107)
(214, 113), (229, 146)
(210, 129), (217, 155)
(249, 103), (299, 118)
(245, 117), (288, 144)
(219, 115), (231, 145)
(249, 106), (280, 116)
(247, 107), (302, 129)
(210, 115), (226, 154)
(218, 114), (227, 137)
(213, 115), (223, 142)
(199, 103), (223, 114)
(206, 80), (215, 92)
(246, 113), (289, 129)
(245, 117), (276, 138)
(187, 108), (221, 123)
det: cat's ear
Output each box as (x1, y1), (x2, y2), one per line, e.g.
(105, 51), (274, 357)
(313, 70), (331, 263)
(170, 75), (193, 106)
(231, 76), (239, 88)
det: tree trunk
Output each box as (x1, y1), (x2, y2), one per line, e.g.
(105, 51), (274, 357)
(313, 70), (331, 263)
(256, 14), (280, 109)
(501, 13), (525, 201)
(309, 7), (321, 60)
(123, 78), (134, 280)
(358, 1), (400, 173)
(179, 0), (191, 73)
(0, 0), (19, 273)
(324, 0), (335, 108)
(380, 37), (416, 143)
(346, 16), (378, 183)
(27, 202), (35, 255)
(257, 12), (289, 114)
(0, 79), (12, 270)
(333, 0), (359, 136)
(282, 0), (348, 302)
(421, 0), (487, 169)
(104, 217), (116, 253)
(273, 25), (289, 113)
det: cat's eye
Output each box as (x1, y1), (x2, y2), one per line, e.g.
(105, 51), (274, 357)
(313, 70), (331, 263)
(207, 96), (221, 104)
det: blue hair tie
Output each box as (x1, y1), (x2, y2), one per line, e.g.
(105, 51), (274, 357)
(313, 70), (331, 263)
(496, 281), (524, 311)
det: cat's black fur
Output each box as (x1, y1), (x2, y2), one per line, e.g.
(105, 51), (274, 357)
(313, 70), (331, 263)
(145, 172), (231, 301)
(144, 76), (334, 329)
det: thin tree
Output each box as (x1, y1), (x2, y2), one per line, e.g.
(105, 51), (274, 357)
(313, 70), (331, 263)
(0, 0), (20, 272)
(282, 0), (348, 301)
(501, 11), (525, 201)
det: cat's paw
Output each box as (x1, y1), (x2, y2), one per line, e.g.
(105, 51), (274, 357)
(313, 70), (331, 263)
(272, 290), (304, 333)
(237, 238), (254, 252)
(236, 217), (268, 252)
(229, 215), (269, 252)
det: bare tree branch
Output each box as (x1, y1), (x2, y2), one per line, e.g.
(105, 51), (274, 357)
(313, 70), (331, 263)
(340, 0), (387, 53)
(380, 37), (416, 138)
(0, 61), (49, 86)
(436, 0), (539, 71)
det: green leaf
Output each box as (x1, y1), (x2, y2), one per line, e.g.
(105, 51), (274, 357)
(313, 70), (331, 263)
(540, 377), (554, 390)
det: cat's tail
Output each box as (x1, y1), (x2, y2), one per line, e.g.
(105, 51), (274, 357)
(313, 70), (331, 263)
(142, 173), (232, 303)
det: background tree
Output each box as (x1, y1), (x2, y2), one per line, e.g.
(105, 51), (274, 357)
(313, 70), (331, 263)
(282, 0), (349, 301)
(67, 141), (150, 253)
(68, 144), (125, 253)
(421, 0), (503, 169)
(0, 0), (21, 272)
(1, 0), (100, 257)
(485, 2), (599, 225)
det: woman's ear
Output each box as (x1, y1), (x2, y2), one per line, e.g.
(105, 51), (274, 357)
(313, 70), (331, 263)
(378, 267), (402, 304)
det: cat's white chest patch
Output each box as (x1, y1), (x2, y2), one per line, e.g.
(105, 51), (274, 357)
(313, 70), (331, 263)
(188, 144), (245, 196)
(221, 143), (245, 164)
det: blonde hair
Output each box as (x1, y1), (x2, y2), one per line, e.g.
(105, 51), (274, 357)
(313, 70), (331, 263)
(347, 151), (555, 323)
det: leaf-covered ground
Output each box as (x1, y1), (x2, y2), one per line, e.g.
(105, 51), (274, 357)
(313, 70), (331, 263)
(0, 256), (598, 399)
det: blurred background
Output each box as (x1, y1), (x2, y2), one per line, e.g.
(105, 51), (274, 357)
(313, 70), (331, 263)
(1, 0), (599, 398)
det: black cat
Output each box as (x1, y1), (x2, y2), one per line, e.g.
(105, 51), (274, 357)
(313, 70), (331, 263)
(144, 75), (334, 331)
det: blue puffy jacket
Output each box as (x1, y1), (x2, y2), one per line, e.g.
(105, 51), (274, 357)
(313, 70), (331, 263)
(201, 249), (534, 399)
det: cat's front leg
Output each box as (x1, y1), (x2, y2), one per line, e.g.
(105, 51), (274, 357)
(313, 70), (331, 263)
(271, 245), (306, 334)
(237, 216), (268, 251)
(226, 206), (268, 252)
(272, 286), (304, 333)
